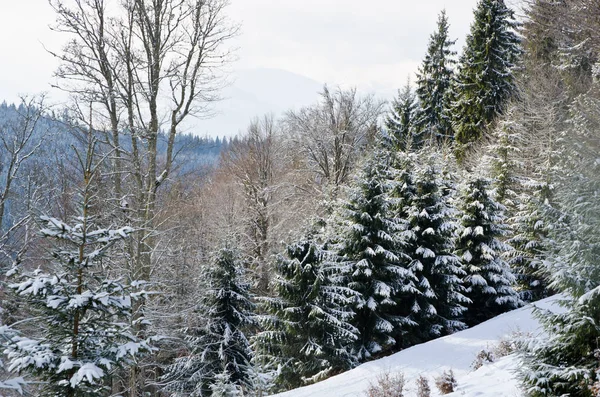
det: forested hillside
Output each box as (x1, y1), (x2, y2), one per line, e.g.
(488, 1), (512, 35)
(1, 0), (600, 396)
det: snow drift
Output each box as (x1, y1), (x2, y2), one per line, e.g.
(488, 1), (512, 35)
(273, 297), (558, 397)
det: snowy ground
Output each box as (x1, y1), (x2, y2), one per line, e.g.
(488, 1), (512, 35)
(273, 297), (559, 397)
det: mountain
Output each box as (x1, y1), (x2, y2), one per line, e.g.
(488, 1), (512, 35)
(272, 297), (559, 397)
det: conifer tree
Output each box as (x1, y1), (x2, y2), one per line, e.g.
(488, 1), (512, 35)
(337, 149), (409, 360)
(415, 10), (457, 145)
(507, 181), (552, 302)
(455, 176), (519, 326)
(452, 0), (521, 161)
(544, 91), (600, 298)
(0, 316), (25, 393)
(3, 139), (154, 397)
(488, 114), (523, 207)
(164, 248), (255, 396)
(520, 81), (600, 397)
(521, 291), (600, 397)
(393, 153), (468, 346)
(386, 79), (418, 150)
(254, 232), (358, 391)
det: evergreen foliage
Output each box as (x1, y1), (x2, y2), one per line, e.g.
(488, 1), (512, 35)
(520, 292), (600, 397)
(415, 10), (457, 145)
(0, 314), (25, 393)
(487, 115), (523, 207)
(452, 0), (521, 160)
(164, 248), (255, 396)
(518, 82), (600, 397)
(507, 181), (552, 302)
(544, 89), (600, 297)
(254, 232), (358, 391)
(4, 216), (153, 397)
(455, 176), (519, 326)
(386, 80), (418, 150)
(394, 153), (468, 346)
(2, 137), (155, 397)
(337, 149), (409, 360)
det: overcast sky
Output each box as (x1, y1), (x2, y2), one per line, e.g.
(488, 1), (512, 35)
(227, 0), (485, 92)
(0, 1), (488, 101)
(0, 0), (524, 136)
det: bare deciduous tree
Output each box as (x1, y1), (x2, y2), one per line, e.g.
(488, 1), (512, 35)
(284, 86), (385, 190)
(48, 0), (238, 395)
(221, 116), (282, 292)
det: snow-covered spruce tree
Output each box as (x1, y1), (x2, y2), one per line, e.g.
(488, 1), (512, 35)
(454, 175), (519, 326)
(3, 139), (154, 397)
(394, 153), (468, 347)
(386, 79), (418, 150)
(520, 290), (600, 397)
(0, 319), (25, 394)
(484, 110), (552, 302)
(452, 0), (521, 161)
(487, 111), (523, 208)
(518, 77), (600, 397)
(335, 147), (409, 360)
(415, 9), (457, 145)
(507, 179), (552, 302)
(164, 247), (255, 396)
(209, 370), (242, 397)
(254, 231), (358, 391)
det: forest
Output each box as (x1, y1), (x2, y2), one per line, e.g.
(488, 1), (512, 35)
(1, 0), (600, 396)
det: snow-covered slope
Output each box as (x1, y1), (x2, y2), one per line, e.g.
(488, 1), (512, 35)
(273, 297), (558, 397)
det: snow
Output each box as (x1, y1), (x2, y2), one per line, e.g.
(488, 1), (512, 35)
(69, 363), (104, 387)
(272, 296), (559, 397)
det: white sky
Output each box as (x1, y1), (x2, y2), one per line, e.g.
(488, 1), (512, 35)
(0, 0), (524, 138)
(227, 0), (483, 93)
(0, 0), (487, 104)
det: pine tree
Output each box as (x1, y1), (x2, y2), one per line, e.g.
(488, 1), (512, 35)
(2, 139), (154, 397)
(520, 292), (600, 397)
(254, 231), (358, 390)
(209, 370), (242, 396)
(487, 114), (523, 207)
(455, 176), (519, 326)
(164, 248), (255, 396)
(518, 82), (600, 397)
(415, 10), (457, 145)
(386, 79), (418, 150)
(507, 180), (552, 302)
(394, 153), (468, 347)
(486, 112), (553, 302)
(0, 315), (25, 393)
(336, 148), (409, 360)
(452, 0), (521, 161)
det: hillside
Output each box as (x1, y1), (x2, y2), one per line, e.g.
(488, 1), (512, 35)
(273, 297), (559, 397)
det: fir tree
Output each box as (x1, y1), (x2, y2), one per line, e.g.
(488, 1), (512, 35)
(415, 10), (457, 145)
(209, 370), (242, 396)
(0, 314), (25, 393)
(452, 0), (521, 161)
(520, 291), (600, 397)
(520, 83), (600, 397)
(486, 112), (553, 302)
(394, 153), (468, 347)
(164, 248), (255, 396)
(507, 180), (552, 302)
(455, 176), (519, 326)
(488, 114), (523, 207)
(386, 79), (418, 150)
(254, 232), (358, 391)
(337, 149), (409, 360)
(2, 139), (154, 397)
